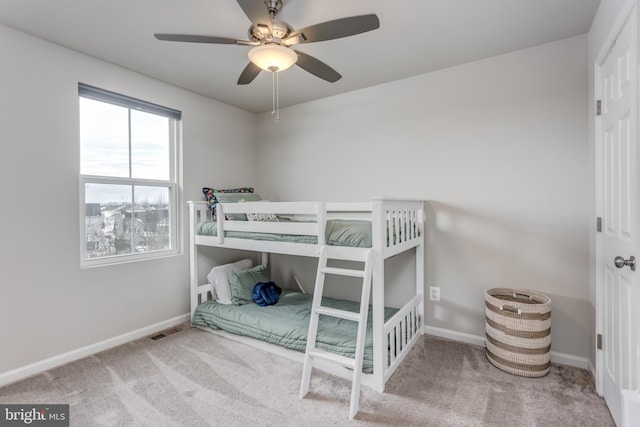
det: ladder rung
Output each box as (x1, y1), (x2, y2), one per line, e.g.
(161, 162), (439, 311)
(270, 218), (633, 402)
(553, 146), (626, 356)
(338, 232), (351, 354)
(315, 306), (361, 322)
(320, 267), (365, 278)
(308, 348), (356, 369)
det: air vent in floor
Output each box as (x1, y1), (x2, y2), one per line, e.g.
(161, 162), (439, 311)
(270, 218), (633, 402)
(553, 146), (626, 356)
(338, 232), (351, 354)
(150, 326), (182, 341)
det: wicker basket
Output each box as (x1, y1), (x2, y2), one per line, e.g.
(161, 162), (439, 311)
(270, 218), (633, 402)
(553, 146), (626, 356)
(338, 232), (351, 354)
(484, 288), (551, 377)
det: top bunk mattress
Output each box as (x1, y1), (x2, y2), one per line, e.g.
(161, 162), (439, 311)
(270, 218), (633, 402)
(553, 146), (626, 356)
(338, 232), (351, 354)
(191, 290), (397, 374)
(196, 219), (373, 248)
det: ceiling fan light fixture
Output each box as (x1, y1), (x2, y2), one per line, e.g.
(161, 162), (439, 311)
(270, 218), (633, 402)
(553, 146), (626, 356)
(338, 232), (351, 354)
(248, 44), (297, 72)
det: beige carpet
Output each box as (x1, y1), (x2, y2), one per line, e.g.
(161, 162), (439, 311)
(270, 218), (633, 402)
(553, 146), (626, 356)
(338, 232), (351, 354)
(0, 325), (614, 426)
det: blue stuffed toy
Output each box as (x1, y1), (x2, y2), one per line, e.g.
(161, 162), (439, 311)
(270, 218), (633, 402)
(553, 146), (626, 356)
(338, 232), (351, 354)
(252, 281), (282, 306)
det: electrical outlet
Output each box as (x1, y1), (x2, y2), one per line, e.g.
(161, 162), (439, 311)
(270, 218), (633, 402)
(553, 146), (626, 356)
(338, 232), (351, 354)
(429, 286), (440, 301)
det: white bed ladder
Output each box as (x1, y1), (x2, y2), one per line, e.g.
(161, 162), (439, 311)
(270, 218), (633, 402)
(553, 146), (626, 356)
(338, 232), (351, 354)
(299, 246), (374, 420)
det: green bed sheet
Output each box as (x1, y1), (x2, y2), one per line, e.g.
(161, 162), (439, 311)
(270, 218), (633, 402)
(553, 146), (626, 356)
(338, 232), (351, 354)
(191, 291), (397, 373)
(196, 219), (373, 247)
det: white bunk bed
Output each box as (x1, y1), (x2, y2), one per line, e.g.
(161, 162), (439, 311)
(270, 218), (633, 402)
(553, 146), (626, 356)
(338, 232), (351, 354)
(188, 197), (425, 393)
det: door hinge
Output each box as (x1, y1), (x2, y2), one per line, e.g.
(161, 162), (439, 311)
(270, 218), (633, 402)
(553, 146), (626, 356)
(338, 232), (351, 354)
(597, 217), (602, 233)
(596, 99), (602, 116)
(597, 333), (603, 350)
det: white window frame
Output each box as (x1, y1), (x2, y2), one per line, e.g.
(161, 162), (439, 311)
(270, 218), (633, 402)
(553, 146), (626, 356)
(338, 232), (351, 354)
(78, 83), (181, 267)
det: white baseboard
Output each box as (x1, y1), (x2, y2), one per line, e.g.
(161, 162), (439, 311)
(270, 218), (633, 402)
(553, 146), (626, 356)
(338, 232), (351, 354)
(424, 325), (590, 370)
(589, 359), (596, 381)
(0, 314), (190, 388)
(549, 351), (590, 370)
(424, 325), (486, 347)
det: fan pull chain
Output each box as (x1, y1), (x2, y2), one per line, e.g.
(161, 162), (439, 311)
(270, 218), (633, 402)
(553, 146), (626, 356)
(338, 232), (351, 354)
(271, 68), (276, 116)
(275, 69), (280, 122)
(269, 66), (281, 123)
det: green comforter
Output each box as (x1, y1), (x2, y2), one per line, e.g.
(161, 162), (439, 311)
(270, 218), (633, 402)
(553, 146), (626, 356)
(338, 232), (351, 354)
(196, 219), (373, 247)
(191, 291), (397, 373)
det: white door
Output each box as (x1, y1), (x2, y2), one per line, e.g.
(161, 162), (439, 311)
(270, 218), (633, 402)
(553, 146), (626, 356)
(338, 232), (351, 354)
(598, 6), (639, 426)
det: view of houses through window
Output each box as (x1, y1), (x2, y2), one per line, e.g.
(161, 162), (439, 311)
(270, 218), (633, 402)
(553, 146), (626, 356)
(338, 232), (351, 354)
(79, 84), (180, 264)
(84, 184), (170, 258)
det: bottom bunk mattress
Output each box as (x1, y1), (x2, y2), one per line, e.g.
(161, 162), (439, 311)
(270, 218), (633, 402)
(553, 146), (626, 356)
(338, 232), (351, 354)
(191, 290), (397, 374)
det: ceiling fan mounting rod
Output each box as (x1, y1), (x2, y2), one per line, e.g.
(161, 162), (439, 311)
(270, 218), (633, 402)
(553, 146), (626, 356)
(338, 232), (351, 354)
(264, 0), (282, 19)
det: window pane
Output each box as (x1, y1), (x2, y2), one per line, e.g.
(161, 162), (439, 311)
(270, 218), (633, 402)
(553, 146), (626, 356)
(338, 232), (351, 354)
(133, 186), (171, 253)
(131, 110), (170, 180)
(85, 183), (132, 259)
(80, 98), (130, 177)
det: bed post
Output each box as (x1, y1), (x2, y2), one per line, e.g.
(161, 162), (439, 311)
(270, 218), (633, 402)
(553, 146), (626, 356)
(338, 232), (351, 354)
(371, 198), (386, 392)
(316, 201), (326, 246)
(216, 204), (224, 244)
(417, 202), (425, 334)
(189, 201), (198, 321)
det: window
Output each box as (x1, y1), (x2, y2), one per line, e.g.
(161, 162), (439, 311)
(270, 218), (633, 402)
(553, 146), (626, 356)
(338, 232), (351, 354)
(79, 84), (181, 266)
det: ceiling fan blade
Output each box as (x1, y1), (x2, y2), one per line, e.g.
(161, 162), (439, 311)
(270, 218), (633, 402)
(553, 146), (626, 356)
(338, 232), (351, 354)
(237, 62), (262, 85)
(155, 34), (251, 45)
(237, 0), (273, 33)
(294, 51), (341, 83)
(288, 14), (380, 44)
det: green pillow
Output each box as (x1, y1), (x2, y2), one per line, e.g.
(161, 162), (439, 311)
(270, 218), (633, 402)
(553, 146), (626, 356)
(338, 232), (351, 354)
(228, 264), (269, 305)
(326, 220), (372, 247)
(215, 192), (262, 221)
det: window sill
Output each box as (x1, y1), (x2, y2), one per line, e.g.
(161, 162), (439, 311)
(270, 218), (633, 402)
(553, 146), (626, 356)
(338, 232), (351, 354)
(80, 248), (181, 269)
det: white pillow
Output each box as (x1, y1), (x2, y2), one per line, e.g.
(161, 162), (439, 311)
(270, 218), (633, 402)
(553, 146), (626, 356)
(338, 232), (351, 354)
(207, 259), (253, 304)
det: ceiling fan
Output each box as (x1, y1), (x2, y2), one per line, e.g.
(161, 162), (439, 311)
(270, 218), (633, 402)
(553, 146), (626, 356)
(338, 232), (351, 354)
(154, 0), (380, 85)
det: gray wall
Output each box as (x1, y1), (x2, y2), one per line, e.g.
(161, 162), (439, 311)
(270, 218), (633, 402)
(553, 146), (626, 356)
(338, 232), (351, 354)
(0, 24), (257, 374)
(256, 35), (591, 360)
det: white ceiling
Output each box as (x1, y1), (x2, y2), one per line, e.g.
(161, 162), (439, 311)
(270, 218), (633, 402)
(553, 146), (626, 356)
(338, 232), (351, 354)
(0, 0), (600, 113)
